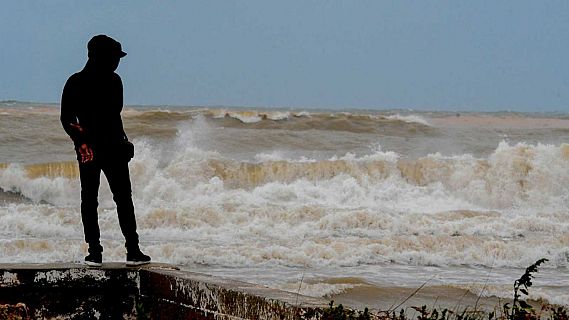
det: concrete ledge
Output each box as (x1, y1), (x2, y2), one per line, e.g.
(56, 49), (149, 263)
(0, 263), (327, 319)
(140, 269), (326, 320)
(0, 263), (150, 319)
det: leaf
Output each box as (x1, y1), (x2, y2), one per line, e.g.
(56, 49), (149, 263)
(519, 300), (533, 310)
(520, 289), (528, 295)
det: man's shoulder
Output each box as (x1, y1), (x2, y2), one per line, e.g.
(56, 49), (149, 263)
(66, 72), (84, 85)
(71, 71), (86, 79)
(63, 73), (82, 93)
(111, 72), (122, 82)
(65, 70), (122, 87)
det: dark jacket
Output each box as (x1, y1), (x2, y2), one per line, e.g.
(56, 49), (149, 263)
(61, 66), (128, 158)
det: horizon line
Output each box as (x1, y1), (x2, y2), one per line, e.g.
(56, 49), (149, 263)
(1, 99), (567, 114)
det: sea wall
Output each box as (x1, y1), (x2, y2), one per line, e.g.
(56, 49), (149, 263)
(0, 263), (327, 319)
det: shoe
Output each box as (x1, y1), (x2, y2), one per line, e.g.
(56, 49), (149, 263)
(126, 251), (151, 266)
(84, 253), (102, 267)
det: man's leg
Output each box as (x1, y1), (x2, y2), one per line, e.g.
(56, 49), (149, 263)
(79, 160), (103, 255)
(102, 160), (139, 252)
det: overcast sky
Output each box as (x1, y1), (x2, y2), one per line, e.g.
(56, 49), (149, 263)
(1, 1), (568, 111)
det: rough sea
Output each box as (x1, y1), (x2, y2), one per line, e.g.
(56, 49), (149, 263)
(1, 101), (568, 308)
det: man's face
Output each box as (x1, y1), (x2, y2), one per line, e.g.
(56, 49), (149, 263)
(109, 55), (120, 72)
(92, 54), (121, 72)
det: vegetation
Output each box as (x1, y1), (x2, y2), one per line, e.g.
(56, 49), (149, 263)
(135, 299), (151, 320)
(504, 258), (549, 320)
(302, 300), (372, 320)
(299, 259), (567, 320)
(0, 303), (29, 320)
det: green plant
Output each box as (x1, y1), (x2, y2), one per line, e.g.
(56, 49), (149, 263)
(302, 300), (371, 320)
(135, 299), (151, 320)
(300, 258), (567, 320)
(409, 306), (486, 320)
(503, 258), (548, 320)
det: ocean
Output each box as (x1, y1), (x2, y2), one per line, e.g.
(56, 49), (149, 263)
(0, 101), (568, 308)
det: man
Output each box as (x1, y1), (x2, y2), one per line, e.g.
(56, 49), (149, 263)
(61, 35), (151, 266)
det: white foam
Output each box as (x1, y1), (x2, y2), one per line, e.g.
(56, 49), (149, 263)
(293, 111), (311, 118)
(264, 111), (290, 121)
(254, 151), (288, 162)
(385, 114), (430, 125)
(231, 112), (263, 123)
(0, 164), (79, 206)
(334, 144), (400, 163)
(218, 110), (291, 123)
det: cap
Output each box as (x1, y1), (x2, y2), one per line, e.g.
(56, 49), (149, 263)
(87, 35), (127, 58)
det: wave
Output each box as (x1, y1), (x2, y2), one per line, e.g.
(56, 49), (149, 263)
(7, 142), (567, 210)
(210, 109), (294, 122)
(6, 106), (568, 140)
(124, 108), (193, 121)
(23, 162), (78, 179)
(0, 189), (30, 204)
(207, 142), (569, 209)
(385, 113), (430, 125)
(276, 276), (368, 298)
(207, 111), (434, 135)
(123, 108), (434, 134)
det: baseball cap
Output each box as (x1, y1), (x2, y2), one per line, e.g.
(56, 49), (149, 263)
(88, 35), (127, 58)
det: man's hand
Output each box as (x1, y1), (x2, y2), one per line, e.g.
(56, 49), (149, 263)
(70, 123), (85, 133)
(78, 143), (94, 163)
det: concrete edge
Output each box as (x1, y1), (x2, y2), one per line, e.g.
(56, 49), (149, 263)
(0, 263), (328, 319)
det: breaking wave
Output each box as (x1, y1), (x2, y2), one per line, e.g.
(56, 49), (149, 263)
(4, 141), (568, 210)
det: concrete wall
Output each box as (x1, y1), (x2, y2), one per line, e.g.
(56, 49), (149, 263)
(0, 263), (327, 319)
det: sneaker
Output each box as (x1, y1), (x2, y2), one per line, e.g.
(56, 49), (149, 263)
(126, 251), (151, 266)
(84, 253), (102, 267)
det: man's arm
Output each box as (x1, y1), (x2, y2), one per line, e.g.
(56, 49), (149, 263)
(114, 74), (129, 141)
(61, 75), (93, 163)
(61, 76), (84, 147)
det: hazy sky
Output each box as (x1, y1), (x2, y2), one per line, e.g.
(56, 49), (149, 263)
(1, 1), (568, 111)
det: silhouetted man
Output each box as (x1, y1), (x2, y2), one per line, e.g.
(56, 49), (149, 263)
(61, 35), (150, 266)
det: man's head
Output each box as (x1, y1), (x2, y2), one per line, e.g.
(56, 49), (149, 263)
(88, 35), (126, 59)
(87, 35), (126, 72)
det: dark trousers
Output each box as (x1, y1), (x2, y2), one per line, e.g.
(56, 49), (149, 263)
(79, 158), (139, 254)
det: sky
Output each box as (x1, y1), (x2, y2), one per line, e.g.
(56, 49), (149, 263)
(1, 1), (568, 112)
